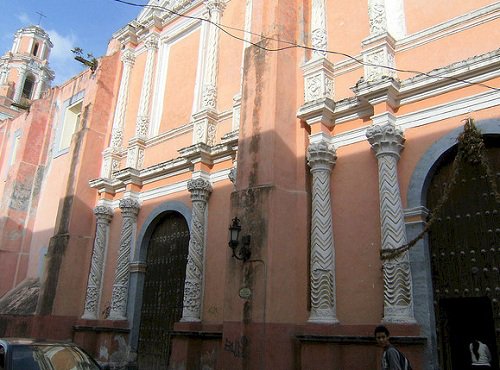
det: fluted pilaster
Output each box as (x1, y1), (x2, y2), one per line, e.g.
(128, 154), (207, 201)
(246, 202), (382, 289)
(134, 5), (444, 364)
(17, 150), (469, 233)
(307, 139), (339, 323)
(108, 198), (140, 320)
(82, 206), (113, 320)
(110, 49), (135, 150)
(135, 35), (158, 140)
(181, 178), (212, 322)
(201, 0), (225, 110)
(311, 0), (328, 59)
(366, 120), (415, 323)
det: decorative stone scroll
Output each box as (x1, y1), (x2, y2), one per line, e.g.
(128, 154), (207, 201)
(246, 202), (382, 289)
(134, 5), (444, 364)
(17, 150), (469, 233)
(181, 178), (213, 322)
(311, 0), (328, 58)
(82, 205), (113, 320)
(201, 0), (226, 110)
(366, 120), (415, 323)
(307, 139), (339, 323)
(108, 198), (140, 320)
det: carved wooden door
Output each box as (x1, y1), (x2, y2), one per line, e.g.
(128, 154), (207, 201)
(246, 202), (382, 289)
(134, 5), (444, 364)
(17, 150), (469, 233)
(137, 212), (190, 370)
(427, 140), (499, 370)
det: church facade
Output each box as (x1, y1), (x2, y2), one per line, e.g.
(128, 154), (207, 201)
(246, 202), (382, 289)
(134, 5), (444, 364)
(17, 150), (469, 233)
(0, 1), (499, 369)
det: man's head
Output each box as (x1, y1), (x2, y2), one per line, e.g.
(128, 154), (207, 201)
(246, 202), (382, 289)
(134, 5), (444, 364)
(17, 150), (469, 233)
(374, 325), (391, 348)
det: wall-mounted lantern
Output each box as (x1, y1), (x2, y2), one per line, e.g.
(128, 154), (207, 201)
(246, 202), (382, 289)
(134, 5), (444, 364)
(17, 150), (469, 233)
(228, 217), (251, 262)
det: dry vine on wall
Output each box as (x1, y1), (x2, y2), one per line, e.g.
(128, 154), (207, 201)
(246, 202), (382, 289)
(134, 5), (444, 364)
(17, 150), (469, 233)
(381, 118), (500, 260)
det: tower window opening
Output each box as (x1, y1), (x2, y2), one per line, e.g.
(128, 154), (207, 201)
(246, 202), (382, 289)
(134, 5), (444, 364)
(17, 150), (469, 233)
(32, 42), (40, 56)
(22, 76), (35, 100)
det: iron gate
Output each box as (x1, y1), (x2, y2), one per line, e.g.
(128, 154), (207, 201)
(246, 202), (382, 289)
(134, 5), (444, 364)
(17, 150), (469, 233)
(427, 140), (499, 370)
(137, 212), (190, 369)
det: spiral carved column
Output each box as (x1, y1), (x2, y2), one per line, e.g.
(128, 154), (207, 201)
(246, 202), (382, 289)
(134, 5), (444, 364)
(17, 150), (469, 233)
(307, 139), (339, 324)
(108, 198), (140, 320)
(181, 178), (212, 322)
(82, 206), (113, 319)
(366, 121), (415, 323)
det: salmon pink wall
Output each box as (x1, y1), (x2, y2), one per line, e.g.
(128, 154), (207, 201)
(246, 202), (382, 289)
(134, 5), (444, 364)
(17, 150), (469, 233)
(160, 30), (200, 132)
(405, 0), (494, 35)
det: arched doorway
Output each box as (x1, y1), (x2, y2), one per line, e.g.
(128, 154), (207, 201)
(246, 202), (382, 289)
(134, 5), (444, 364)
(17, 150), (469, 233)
(137, 211), (190, 369)
(426, 136), (499, 370)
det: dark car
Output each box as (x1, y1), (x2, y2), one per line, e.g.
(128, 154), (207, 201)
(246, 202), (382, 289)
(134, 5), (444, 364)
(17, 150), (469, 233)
(0, 338), (102, 370)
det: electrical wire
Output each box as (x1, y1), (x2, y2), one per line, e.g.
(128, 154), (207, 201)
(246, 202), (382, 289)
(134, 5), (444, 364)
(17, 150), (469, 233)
(110, 0), (500, 92)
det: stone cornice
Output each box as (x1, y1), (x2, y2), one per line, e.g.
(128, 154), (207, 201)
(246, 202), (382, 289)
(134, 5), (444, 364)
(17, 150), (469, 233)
(89, 136), (238, 194)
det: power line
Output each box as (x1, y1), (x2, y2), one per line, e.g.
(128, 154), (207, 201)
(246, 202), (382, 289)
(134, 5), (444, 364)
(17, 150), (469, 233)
(110, 0), (500, 92)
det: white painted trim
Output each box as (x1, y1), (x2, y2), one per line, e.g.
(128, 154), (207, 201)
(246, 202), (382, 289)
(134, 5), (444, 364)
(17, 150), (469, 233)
(332, 89), (500, 148)
(150, 20), (203, 137)
(333, 2), (499, 77)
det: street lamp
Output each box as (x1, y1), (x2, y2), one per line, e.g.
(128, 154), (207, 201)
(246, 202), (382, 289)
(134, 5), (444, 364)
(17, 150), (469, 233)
(228, 217), (251, 262)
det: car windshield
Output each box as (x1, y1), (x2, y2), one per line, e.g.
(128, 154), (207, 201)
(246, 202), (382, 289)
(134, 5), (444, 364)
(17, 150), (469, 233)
(11, 344), (100, 370)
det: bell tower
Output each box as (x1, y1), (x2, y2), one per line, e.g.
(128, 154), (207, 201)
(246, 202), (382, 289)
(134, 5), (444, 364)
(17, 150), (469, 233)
(0, 25), (55, 114)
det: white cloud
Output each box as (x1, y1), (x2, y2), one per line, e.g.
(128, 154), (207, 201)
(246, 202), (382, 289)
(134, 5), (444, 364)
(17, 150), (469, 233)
(46, 29), (83, 85)
(17, 13), (32, 25)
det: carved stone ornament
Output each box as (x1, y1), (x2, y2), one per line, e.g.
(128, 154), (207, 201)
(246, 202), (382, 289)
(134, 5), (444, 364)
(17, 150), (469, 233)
(307, 139), (339, 323)
(181, 178), (212, 322)
(307, 140), (337, 172)
(368, 0), (387, 35)
(121, 49), (136, 66)
(366, 123), (415, 323)
(204, 0), (227, 14)
(144, 34), (159, 50)
(202, 84), (217, 110)
(82, 205), (113, 319)
(108, 199), (140, 320)
(119, 198), (140, 215)
(366, 122), (404, 158)
(187, 178), (213, 202)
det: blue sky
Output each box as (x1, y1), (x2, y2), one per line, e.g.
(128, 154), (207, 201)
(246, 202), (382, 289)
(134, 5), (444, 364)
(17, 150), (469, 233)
(1, 0), (147, 85)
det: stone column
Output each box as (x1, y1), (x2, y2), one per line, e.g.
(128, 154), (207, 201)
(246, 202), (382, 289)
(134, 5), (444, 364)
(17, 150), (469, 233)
(127, 35), (159, 169)
(192, 0), (226, 145)
(33, 75), (47, 100)
(13, 66), (27, 103)
(366, 120), (415, 323)
(101, 49), (135, 178)
(0, 65), (9, 85)
(82, 206), (114, 320)
(181, 178), (212, 322)
(108, 198), (140, 320)
(307, 139), (339, 323)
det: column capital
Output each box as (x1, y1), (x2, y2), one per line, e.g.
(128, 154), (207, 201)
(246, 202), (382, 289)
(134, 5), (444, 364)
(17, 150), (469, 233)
(307, 140), (337, 171)
(144, 34), (159, 50)
(366, 121), (404, 158)
(119, 198), (140, 216)
(94, 205), (113, 221)
(121, 49), (136, 66)
(204, 0), (227, 14)
(187, 178), (213, 202)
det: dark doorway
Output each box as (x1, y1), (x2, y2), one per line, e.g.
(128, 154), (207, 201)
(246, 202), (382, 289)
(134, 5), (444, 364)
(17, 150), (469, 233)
(137, 212), (190, 369)
(427, 135), (499, 370)
(438, 297), (498, 370)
